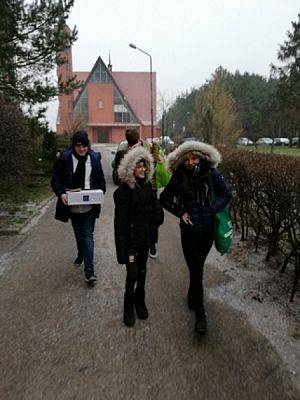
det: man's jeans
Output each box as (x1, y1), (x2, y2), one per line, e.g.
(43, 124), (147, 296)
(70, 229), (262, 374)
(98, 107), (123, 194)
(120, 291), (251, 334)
(70, 210), (96, 275)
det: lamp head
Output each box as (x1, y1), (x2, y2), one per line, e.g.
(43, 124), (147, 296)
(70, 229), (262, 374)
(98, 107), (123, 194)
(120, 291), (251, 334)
(129, 43), (137, 49)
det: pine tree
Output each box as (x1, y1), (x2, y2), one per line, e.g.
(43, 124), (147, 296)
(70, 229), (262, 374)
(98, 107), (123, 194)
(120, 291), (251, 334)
(0, 0), (80, 105)
(274, 13), (300, 144)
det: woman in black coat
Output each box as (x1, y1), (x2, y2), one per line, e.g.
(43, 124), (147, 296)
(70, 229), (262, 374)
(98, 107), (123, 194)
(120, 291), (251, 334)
(160, 141), (231, 335)
(114, 147), (164, 327)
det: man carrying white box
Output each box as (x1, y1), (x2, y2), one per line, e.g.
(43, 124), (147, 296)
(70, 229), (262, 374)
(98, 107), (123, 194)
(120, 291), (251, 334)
(51, 131), (106, 284)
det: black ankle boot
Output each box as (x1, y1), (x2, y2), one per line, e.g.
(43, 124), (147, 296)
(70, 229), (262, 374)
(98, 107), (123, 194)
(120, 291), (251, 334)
(123, 293), (135, 327)
(195, 308), (207, 335)
(134, 289), (149, 320)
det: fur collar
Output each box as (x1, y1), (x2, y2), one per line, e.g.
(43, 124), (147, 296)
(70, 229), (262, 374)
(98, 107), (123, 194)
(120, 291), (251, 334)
(117, 147), (154, 189)
(167, 141), (221, 172)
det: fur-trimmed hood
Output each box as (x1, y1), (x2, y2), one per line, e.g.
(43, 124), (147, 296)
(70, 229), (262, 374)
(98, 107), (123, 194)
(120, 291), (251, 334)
(167, 141), (221, 172)
(117, 147), (154, 188)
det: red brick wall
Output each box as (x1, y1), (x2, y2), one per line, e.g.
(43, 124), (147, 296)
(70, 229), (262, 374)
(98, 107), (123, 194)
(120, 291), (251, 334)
(140, 126), (159, 140)
(87, 83), (114, 124)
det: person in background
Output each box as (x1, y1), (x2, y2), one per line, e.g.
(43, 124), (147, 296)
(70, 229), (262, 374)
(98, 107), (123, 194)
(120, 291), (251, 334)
(51, 130), (106, 284)
(113, 129), (148, 184)
(148, 141), (170, 258)
(160, 141), (230, 335)
(114, 147), (164, 327)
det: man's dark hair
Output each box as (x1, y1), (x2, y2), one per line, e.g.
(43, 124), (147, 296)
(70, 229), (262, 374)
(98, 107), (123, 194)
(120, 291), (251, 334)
(72, 130), (90, 148)
(125, 129), (140, 147)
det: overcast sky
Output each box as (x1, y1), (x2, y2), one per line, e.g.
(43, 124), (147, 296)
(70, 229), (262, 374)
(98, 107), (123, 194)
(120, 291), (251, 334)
(46, 0), (300, 129)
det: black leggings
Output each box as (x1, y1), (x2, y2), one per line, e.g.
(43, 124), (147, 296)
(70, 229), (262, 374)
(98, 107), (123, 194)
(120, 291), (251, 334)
(181, 229), (214, 312)
(125, 246), (149, 300)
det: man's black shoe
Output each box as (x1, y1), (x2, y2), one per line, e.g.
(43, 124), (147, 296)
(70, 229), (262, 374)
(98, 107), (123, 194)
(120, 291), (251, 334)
(85, 272), (97, 284)
(74, 256), (83, 266)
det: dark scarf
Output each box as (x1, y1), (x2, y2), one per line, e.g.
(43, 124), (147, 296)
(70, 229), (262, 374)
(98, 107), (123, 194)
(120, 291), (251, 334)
(71, 151), (88, 189)
(181, 163), (210, 207)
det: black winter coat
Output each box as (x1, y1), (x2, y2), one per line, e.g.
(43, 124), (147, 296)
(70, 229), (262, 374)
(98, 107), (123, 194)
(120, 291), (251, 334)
(51, 149), (106, 222)
(114, 181), (164, 264)
(160, 162), (231, 235)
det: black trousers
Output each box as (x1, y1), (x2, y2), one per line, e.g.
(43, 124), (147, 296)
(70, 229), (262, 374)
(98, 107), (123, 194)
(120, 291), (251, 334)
(149, 222), (158, 245)
(181, 229), (214, 314)
(125, 246), (149, 302)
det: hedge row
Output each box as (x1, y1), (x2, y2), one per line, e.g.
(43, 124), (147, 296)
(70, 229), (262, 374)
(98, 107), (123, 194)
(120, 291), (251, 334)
(220, 147), (300, 301)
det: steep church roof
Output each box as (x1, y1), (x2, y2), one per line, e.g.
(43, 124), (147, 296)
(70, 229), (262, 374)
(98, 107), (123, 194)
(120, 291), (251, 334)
(72, 56), (140, 124)
(72, 61), (156, 125)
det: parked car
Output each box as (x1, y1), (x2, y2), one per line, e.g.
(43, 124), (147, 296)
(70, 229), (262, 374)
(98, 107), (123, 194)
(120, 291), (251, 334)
(146, 137), (160, 144)
(237, 137), (254, 146)
(159, 136), (174, 145)
(274, 138), (290, 146)
(256, 137), (273, 145)
(292, 137), (299, 146)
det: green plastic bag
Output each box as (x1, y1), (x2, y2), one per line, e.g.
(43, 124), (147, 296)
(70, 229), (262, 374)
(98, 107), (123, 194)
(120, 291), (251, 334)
(208, 171), (233, 255)
(155, 161), (171, 189)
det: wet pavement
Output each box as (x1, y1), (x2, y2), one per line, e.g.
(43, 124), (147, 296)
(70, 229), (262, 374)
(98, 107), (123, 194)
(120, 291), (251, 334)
(0, 144), (298, 400)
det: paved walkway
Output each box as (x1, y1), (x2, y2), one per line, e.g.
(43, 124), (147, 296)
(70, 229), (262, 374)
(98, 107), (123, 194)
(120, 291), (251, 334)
(0, 145), (298, 400)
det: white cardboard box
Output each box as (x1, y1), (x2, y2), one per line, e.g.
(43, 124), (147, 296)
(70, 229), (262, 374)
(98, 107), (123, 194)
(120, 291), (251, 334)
(67, 189), (104, 205)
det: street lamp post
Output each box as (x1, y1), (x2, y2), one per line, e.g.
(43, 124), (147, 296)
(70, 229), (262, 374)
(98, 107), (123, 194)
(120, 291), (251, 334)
(129, 43), (154, 141)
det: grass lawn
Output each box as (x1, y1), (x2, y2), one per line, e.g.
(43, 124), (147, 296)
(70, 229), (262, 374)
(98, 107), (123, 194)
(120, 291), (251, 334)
(238, 145), (300, 157)
(0, 176), (53, 230)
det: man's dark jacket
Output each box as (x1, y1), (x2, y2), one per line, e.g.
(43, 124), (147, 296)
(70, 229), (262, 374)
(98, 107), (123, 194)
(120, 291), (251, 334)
(51, 149), (106, 222)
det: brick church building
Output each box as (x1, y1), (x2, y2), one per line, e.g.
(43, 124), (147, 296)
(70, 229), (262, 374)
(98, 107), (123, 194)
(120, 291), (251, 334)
(56, 46), (158, 143)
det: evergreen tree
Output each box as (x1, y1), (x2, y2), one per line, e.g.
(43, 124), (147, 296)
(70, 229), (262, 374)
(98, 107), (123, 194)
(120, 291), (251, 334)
(164, 89), (197, 139)
(0, 97), (31, 186)
(0, 0), (80, 106)
(274, 13), (300, 144)
(225, 71), (278, 141)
